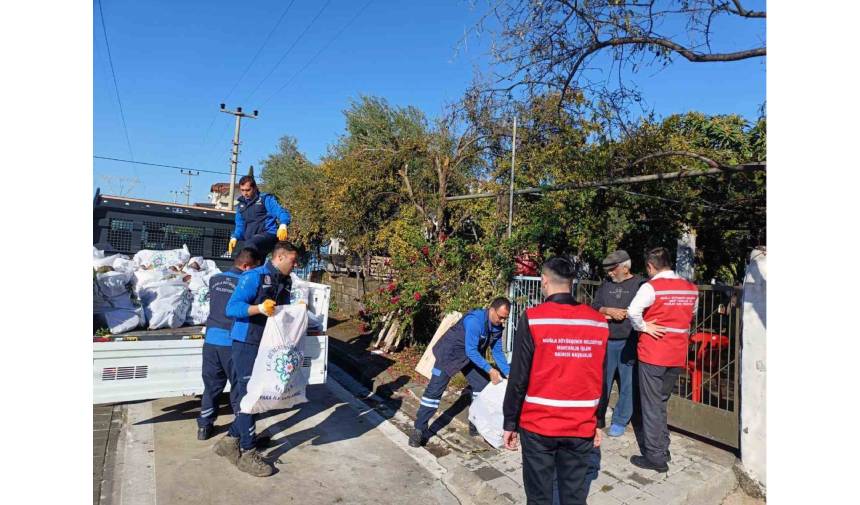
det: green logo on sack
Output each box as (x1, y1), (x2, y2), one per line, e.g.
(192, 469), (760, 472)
(274, 349), (302, 384)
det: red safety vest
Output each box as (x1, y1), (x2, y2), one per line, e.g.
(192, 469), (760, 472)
(519, 302), (609, 438)
(637, 277), (698, 367)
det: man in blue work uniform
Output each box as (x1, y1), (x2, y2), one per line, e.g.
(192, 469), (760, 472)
(196, 248), (262, 441)
(409, 297), (512, 448)
(213, 241), (299, 477)
(227, 175), (291, 258)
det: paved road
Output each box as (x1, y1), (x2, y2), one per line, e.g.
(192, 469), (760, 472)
(105, 379), (459, 505)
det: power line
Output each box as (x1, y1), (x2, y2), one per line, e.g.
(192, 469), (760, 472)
(97, 0), (134, 161)
(94, 155), (233, 176)
(196, 1), (297, 155)
(261, 0), (374, 106)
(226, 0), (297, 101)
(244, 0), (334, 102)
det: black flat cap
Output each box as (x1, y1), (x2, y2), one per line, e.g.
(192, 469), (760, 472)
(602, 250), (630, 268)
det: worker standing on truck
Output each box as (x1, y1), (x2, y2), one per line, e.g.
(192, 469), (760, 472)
(196, 247), (262, 441)
(227, 175), (291, 258)
(213, 241), (298, 478)
(409, 297), (512, 448)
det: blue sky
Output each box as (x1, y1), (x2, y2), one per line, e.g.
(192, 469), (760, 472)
(93, 0), (765, 203)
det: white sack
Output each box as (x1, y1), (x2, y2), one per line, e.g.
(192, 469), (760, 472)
(93, 270), (145, 333)
(289, 273), (311, 305)
(184, 268), (220, 325)
(467, 379), (508, 449)
(93, 253), (130, 269)
(139, 278), (192, 329)
(133, 245), (191, 270)
(93, 246), (105, 259)
(240, 304), (309, 414)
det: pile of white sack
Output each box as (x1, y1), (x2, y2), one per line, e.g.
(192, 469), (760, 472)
(93, 245), (222, 333)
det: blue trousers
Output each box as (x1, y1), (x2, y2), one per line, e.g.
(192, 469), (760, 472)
(197, 343), (233, 428)
(415, 365), (489, 432)
(227, 340), (260, 450)
(596, 338), (637, 428)
(244, 233), (278, 258)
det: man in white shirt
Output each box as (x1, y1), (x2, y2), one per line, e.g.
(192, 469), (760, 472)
(626, 247), (698, 472)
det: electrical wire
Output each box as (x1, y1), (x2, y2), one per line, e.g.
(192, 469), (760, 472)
(94, 155), (233, 176)
(97, 0), (135, 162)
(261, 0), (374, 107)
(244, 0), (334, 102)
(197, 0), (298, 155)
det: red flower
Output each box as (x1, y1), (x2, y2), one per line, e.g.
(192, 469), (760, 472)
(391, 296), (400, 304)
(413, 292), (422, 301)
(421, 245), (430, 257)
(386, 283), (397, 292)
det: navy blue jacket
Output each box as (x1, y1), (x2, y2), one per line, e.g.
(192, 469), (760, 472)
(432, 309), (510, 377)
(225, 261), (291, 345)
(232, 192), (291, 241)
(203, 267), (243, 346)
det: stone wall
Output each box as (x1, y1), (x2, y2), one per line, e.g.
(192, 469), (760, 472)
(320, 271), (384, 318)
(740, 248), (767, 497)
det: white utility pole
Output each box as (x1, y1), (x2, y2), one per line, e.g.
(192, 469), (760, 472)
(220, 104), (258, 210)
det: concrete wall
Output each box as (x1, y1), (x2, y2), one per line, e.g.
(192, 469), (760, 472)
(740, 248), (767, 494)
(320, 272), (384, 318)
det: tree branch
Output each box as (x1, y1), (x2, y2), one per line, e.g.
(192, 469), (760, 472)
(629, 150), (724, 170)
(727, 0), (766, 18)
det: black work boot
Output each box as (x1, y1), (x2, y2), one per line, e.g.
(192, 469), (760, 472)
(237, 448), (275, 477)
(630, 455), (669, 473)
(197, 425), (213, 441)
(408, 429), (426, 448)
(468, 422), (479, 437)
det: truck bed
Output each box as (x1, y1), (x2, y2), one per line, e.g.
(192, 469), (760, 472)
(94, 326), (205, 342)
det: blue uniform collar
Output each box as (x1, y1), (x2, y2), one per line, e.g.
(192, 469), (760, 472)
(473, 308), (504, 335)
(239, 192), (261, 206)
(264, 260), (284, 281)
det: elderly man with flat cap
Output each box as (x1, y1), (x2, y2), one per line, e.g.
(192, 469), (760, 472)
(591, 250), (645, 437)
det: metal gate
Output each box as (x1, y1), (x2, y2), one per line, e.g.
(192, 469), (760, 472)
(505, 276), (742, 448)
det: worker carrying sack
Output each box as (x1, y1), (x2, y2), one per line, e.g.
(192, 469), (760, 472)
(467, 379), (508, 449)
(415, 311), (463, 379)
(240, 304), (309, 414)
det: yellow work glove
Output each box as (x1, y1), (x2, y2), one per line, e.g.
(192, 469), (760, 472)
(277, 224), (288, 241)
(228, 238), (237, 255)
(257, 299), (276, 317)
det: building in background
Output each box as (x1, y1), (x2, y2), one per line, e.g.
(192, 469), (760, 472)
(208, 182), (239, 209)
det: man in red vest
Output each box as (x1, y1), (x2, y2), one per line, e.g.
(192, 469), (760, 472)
(503, 257), (609, 505)
(627, 247), (698, 472)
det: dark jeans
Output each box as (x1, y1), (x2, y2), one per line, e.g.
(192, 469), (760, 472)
(520, 427), (593, 505)
(227, 340), (260, 450)
(197, 343), (233, 428)
(414, 365), (489, 432)
(244, 233), (278, 258)
(596, 338), (637, 428)
(632, 361), (683, 465)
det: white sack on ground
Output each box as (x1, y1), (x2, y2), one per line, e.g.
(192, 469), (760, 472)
(240, 304), (309, 414)
(468, 379), (508, 449)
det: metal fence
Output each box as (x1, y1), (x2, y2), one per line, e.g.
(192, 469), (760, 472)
(505, 276), (742, 448)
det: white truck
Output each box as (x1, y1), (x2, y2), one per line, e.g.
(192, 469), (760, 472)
(92, 192), (330, 404)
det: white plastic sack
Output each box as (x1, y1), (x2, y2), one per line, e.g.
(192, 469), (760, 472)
(93, 270), (145, 333)
(468, 380), (508, 449)
(133, 245), (191, 270)
(289, 273), (311, 305)
(185, 268), (220, 325)
(133, 268), (172, 293)
(240, 304), (309, 414)
(139, 278), (192, 329)
(93, 253), (130, 269)
(93, 246), (105, 259)
(112, 257), (137, 273)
